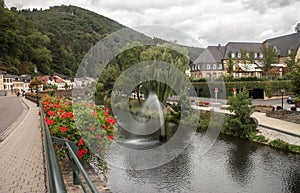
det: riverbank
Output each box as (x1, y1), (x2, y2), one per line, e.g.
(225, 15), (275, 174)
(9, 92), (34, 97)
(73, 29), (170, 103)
(196, 110), (300, 154)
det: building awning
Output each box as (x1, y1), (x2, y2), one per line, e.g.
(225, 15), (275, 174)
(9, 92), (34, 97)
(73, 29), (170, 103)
(237, 63), (262, 72)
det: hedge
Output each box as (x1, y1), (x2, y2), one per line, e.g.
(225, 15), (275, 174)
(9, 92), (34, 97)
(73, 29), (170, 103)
(192, 80), (292, 98)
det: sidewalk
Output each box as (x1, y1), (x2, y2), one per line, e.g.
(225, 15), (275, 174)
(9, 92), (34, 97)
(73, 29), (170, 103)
(0, 98), (46, 193)
(252, 112), (300, 136)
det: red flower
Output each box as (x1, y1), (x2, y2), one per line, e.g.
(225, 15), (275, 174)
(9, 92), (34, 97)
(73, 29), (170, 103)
(103, 125), (108, 130)
(105, 107), (110, 112)
(106, 117), (116, 124)
(48, 110), (56, 116)
(60, 126), (68, 132)
(78, 138), (84, 146)
(54, 104), (61, 109)
(65, 137), (69, 141)
(105, 111), (109, 117)
(107, 135), (114, 141)
(96, 134), (101, 139)
(68, 112), (74, 119)
(81, 148), (88, 154)
(61, 113), (68, 119)
(59, 110), (64, 114)
(78, 150), (83, 158)
(89, 126), (96, 131)
(45, 118), (55, 125)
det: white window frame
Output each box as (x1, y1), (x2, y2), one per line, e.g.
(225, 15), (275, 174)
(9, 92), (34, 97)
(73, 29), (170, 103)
(213, 64), (217, 69)
(207, 64), (211, 69)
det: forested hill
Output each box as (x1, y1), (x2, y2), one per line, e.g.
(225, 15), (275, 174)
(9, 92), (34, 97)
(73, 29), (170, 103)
(0, 4), (203, 77)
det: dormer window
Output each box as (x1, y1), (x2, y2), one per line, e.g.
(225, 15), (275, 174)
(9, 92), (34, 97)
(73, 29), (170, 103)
(207, 64), (211, 69)
(231, 52), (235, 58)
(213, 64), (217, 69)
(254, 53), (258, 58)
(260, 53), (263, 58)
(246, 53), (249, 58)
(238, 52), (241, 58)
(218, 64), (222, 69)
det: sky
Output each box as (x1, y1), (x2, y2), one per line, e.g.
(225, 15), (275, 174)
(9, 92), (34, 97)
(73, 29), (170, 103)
(6, 0), (300, 48)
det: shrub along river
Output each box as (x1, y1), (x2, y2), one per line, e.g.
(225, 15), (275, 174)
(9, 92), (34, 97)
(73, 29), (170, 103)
(107, 130), (300, 193)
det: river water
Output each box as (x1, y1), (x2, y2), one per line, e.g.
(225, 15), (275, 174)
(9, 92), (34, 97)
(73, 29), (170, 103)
(107, 131), (300, 193)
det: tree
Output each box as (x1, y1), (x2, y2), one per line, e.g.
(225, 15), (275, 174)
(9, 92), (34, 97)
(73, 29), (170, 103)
(285, 49), (298, 68)
(140, 43), (190, 103)
(227, 52), (234, 75)
(223, 88), (256, 139)
(291, 60), (300, 95)
(261, 44), (277, 77)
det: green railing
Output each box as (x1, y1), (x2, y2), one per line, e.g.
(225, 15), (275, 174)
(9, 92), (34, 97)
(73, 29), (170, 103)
(40, 106), (99, 193)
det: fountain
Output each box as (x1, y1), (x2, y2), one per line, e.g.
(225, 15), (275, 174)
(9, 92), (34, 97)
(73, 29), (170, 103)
(141, 93), (166, 142)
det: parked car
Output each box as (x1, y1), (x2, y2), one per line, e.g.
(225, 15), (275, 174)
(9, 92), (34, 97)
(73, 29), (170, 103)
(287, 96), (295, 104)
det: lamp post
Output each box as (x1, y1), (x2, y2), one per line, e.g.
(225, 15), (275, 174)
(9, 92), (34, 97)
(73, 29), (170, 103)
(34, 67), (39, 107)
(280, 88), (284, 110)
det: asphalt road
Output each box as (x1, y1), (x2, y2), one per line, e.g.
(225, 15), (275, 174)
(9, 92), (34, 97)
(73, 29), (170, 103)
(0, 96), (24, 135)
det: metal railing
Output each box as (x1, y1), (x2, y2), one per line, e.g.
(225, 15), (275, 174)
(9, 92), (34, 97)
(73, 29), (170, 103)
(40, 106), (99, 193)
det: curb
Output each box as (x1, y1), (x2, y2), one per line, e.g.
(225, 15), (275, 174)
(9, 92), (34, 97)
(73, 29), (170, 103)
(258, 124), (300, 138)
(0, 97), (30, 142)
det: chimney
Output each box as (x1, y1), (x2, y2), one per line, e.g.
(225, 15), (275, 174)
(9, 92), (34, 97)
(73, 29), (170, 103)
(218, 44), (221, 50)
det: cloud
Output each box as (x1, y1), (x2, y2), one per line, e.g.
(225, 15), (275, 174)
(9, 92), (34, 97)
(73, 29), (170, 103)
(5, 0), (300, 48)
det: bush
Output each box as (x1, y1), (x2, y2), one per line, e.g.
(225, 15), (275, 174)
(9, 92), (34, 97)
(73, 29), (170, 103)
(269, 139), (289, 150)
(269, 139), (300, 153)
(276, 106), (283, 110)
(253, 135), (268, 143)
(291, 107), (297, 111)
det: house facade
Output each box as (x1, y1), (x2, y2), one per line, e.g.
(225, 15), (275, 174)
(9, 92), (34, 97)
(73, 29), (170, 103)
(190, 31), (300, 79)
(191, 45), (225, 79)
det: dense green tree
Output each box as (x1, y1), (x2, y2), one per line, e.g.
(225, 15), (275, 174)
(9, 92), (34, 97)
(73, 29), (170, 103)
(140, 43), (190, 103)
(227, 52), (234, 75)
(261, 44), (277, 77)
(223, 88), (256, 139)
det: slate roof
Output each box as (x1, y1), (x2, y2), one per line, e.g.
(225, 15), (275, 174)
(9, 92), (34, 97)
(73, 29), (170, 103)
(223, 42), (262, 59)
(264, 32), (300, 56)
(193, 45), (225, 64)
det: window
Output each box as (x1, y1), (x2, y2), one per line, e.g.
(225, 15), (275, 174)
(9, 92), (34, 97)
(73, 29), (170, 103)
(213, 73), (217, 79)
(231, 52), (235, 58)
(213, 64), (217, 69)
(260, 53), (263, 58)
(237, 52), (241, 58)
(246, 53), (249, 58)
(197, 65), (200, 70)
(254, 53), (257, 58)
(207, 64), (210, 69)
(218, 64), (222, 69)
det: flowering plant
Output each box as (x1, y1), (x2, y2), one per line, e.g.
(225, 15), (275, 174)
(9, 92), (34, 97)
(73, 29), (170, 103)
(41, 96), (117, 160)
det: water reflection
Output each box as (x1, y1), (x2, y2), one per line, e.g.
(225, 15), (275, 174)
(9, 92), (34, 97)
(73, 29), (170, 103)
(108, 130), (300, 193)
(225, 136), (255, 187)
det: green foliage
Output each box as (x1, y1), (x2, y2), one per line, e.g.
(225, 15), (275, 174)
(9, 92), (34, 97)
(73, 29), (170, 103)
(223, 88), (256, 139)
(253, 135), (268, 143)
(192, 80), (292, 98)
(261, 44), (277, 76)
(269, 139), (300, 153)
(290, 62), (300, 95)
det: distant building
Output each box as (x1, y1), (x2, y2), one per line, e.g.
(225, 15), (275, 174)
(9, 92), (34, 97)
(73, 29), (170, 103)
(263, 31), (300, 75)
(190, 31), (300, 79)
(191, 45), (225, 79)
(222, 42), (264, 78)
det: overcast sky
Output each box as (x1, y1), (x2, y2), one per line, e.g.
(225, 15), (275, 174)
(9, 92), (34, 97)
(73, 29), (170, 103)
(6, 0), (300, 48)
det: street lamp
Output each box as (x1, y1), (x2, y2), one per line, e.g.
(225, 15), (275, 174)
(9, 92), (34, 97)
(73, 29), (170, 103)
(34, 67), (39, 107)
(280, 88), (284, 110)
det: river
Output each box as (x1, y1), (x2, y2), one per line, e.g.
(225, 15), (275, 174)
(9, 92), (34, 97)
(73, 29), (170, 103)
(106, 131), (300, 193)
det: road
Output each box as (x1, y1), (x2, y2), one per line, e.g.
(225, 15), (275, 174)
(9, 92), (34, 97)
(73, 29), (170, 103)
(252, 97), (295, 110)
(0, 96), (24, 135)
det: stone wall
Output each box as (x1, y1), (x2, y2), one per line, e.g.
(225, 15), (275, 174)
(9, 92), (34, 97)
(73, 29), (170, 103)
(266, 110), (300, 124)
